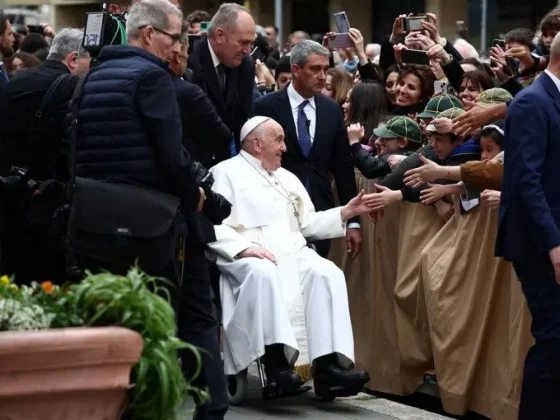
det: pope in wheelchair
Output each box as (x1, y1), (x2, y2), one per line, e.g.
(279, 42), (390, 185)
(207, 116), (371, 401)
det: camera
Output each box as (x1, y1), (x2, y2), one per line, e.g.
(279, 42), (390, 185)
(82, 2), (127, 59)
(0, 166), (39, 193)
(192, 161), (232, 224)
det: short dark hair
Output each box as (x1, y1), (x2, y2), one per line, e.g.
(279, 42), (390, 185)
(275, 55), (291, 78)
(460, 57), (495, 79)
(504, 28), (535, 48)
(459, 70), (494, 94)
(540, 8), (560, 36)
(19, 33), (49, 54)
(0, 10), (8, 36)
(186, 9), (212, 25)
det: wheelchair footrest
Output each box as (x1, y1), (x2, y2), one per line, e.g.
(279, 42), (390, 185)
(262, 384), (312, 400)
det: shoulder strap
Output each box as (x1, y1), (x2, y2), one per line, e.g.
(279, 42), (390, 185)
(36, 73), (73, 118)
(67, 73), (90, 195)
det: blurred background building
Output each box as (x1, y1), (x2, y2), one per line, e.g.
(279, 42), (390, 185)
(2, 0), (560, 51)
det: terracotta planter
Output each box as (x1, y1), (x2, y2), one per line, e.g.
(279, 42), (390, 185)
(0, 326), (143, 420)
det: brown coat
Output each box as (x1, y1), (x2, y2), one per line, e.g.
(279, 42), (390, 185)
(460, 160), (503, 191)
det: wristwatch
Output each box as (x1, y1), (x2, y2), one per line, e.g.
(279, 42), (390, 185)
(441, 53), (453, 66)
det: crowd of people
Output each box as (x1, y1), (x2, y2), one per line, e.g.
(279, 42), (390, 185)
(1, 1), (560, 419)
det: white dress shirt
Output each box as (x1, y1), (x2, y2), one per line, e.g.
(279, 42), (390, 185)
(285, 84), (359, 229)
(545, 69), (560, 93)
(208, 39), (225, 84)
(287, 83), (316, 143)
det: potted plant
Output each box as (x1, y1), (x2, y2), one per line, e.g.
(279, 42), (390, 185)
(0, 267), (205, 420)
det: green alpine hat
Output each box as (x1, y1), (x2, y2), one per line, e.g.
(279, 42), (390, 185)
(477, 88), (513, 107)
(437, 107), (465, 120)
(417, 94), (463, 119)
(373, 116), (422, 144)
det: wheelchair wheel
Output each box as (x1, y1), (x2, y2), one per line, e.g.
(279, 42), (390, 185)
(227, 369), (248, 406)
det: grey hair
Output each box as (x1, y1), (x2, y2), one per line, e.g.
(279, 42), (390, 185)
(126, 0), (183, 41)
(207, 2), (250, 37)
(180, 20), (190, 45)
(47, 28), (90, 61)
(289, 40), (330, 68)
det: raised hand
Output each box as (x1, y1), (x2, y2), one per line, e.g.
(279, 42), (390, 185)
(403, 154), (443, 188)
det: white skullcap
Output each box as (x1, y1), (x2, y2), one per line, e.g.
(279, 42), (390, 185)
(240, 116), (271, 142)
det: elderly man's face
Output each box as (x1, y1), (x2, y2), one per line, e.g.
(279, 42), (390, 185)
(146, 13), (182, 62)
(214, 11), (255, 67)
(256, 121), (286, 171)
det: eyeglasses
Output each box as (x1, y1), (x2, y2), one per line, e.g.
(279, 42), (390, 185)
(139, 25), (181, 44)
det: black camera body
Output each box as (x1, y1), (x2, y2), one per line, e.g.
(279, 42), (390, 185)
(0, 166), (39, 193)
(192, 161), (232, 224)
(82, 5), (127, 59)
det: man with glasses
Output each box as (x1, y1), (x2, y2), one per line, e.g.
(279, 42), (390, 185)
(188, 2), (256, 166)
(72, 0), (202, 267)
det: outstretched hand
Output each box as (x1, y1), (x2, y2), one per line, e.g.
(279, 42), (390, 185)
(403, 154), (442, 188)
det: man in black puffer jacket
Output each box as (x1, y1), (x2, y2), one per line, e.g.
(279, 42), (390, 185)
(74, 0), (201, 215)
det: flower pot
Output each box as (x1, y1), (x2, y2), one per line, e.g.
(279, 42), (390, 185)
(0, 326), (143, 420)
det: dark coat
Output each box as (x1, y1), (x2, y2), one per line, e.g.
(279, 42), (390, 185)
(0, 60), (79, 178)
(173, 77), (232, 169)
(74, 45), (200, 211)
(496, 72), (560, 264)
(188, 36), (255, 164)
(254, 88), (359, 223)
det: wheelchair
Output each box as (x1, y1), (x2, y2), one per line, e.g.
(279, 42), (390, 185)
(208, 263), (312, 406)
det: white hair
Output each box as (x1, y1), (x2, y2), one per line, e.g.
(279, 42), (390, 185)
(47, 28), (90, 61)
(290, 40), (330, 68)
(207, 2), (250, 37)
(126, 0), (183, 41)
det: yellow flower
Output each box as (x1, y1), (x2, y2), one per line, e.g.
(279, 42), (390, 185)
(41, 281), (54, 294)
(0, 275), (9, 286)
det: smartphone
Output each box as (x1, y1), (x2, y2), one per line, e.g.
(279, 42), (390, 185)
(333, 11), (350, 33)
(327, 33), (354, 49)
(27, 24), (44, 35)
(434, 80), (447, 94)
(200, 21), (210, 32)
(505, 56), (520, 76)
(492, 39), (506, 49)
(403, 16), (427, 32)
(251, 46), (266, 62)
(401, 48), (430, 65)
(187, 34), (201, 55)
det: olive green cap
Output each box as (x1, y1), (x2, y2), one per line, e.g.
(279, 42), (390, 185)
(373, 116), (422, 144)
(417, 94), (464, 119)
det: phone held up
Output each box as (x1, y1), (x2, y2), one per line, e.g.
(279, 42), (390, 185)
(402, 15), (427, 32)
(251, 46), (266, 62)
(328, 11), (353, 49)
(401, 49), (430, 66)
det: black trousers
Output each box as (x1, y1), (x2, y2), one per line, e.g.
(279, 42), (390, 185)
(514, 262), (560, 420)
(177, 245), (228, 420)
(312, 239), (331, 259)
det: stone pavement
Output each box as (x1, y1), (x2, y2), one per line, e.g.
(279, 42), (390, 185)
(184, 371), (452, 420)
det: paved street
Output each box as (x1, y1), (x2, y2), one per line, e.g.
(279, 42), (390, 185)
(184, 370), (452, 420)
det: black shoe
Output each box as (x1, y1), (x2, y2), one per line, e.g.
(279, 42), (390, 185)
(266, 367), (305, 391)
(314, 366), (370, 399)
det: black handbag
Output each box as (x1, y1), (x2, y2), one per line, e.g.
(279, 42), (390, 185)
(66, 72), (182, 275)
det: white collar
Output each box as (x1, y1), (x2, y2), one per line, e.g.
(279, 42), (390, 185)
(207, 39), (221, 69)
(545, 70), (560, 93)
(287, 83), (316, 110)
(239, 149), (266, 170)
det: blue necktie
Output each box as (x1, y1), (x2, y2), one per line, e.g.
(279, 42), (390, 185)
(229, 136), (237, 157)
(297, 100), (312, 157)
(0, 64), (8, 81)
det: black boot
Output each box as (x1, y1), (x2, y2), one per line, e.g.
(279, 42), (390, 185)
(262, 344), (304, 392)
(313, 353), (370, 399)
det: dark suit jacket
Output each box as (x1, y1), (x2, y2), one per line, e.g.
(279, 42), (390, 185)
(173, 77), (232, 169)
(188, 36), (255, 164)
(496, 72), (560, 265)
(254, 88), (358, 223)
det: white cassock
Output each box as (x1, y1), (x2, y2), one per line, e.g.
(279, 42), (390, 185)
(208, 150), (355, 376)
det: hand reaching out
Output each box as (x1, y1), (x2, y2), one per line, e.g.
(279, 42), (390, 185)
(420, 184), (450, 205)
(480, 190), (501, 210)
(347, 123), (365, 145)
(403, 154), (443, 188)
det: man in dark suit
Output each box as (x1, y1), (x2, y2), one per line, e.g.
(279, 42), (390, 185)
(254, 40), (362, 258)
(496, 33), (560, 420)
(0, 11), (15, 99)
(167, 28), (230, 420)
(188, 2), (256, 166)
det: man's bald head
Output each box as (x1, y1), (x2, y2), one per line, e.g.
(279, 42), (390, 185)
(241, 119), (286, 171)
